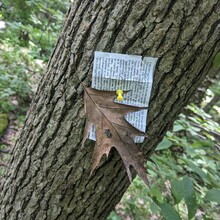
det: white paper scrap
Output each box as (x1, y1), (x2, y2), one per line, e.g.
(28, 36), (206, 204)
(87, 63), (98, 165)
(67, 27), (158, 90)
(89, 51), (157, 143)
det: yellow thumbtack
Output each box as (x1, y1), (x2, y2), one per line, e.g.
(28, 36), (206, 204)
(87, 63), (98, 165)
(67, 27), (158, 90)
(116, 89), (124, 101)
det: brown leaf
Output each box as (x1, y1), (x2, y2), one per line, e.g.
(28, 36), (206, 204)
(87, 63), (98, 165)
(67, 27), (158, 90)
(82, 87), (149, 185)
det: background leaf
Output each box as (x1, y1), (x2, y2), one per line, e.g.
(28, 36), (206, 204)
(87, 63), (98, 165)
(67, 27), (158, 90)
(171, 179), (184, 203)
(205, 189), (220, 203)
(182, 177), (197, 219)
(213, 52), (220, 68)
(159, 203), (181, 220)
(156, 137), (173, 150)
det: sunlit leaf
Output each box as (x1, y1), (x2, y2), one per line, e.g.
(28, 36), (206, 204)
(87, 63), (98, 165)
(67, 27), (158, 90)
(151, 186), (163, 203)
(156, 137), (173, 150)
(173, 124), (185, 132)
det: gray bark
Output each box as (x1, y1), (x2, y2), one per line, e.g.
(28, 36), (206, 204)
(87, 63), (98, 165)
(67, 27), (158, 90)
(0, 0), (220, 219)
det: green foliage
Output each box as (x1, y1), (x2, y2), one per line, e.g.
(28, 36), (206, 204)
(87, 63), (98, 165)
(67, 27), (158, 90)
(108, 104), (220, 220)
(108, 212), (122, 220)
(210, 83), (220, 97)
(0, 113), (8, 135)
(158, 203), (181, 220)
(171, 175), (197, 218)
(0, 0), (69, 57)
(0, 44), (36, 113)
(0, 0), (70, 113)
(205, 189), (220, 203)
(156, 137), (172, 150)
(0, 0), (70, 177)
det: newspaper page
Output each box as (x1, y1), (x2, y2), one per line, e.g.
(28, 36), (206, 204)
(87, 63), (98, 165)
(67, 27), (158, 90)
(89, 51), (158, 143)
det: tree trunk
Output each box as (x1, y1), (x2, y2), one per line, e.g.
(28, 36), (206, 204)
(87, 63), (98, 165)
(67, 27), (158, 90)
(0, 0), (220, 219)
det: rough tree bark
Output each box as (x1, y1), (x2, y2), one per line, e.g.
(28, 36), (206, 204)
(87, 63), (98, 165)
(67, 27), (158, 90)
(0, 0), (220, 219)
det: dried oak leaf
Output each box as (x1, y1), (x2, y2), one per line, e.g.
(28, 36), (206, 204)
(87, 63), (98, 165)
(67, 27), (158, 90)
(82, 87), (149, 185)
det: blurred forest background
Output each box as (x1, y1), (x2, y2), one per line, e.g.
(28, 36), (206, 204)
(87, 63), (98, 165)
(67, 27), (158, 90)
(0, 1), (220, 219)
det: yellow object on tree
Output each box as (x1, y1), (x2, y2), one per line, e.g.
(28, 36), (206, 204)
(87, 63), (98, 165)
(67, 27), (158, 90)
(116, 89), (124, 101)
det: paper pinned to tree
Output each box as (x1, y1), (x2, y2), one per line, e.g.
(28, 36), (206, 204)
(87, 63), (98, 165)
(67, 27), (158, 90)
(89, 51), (158, 143)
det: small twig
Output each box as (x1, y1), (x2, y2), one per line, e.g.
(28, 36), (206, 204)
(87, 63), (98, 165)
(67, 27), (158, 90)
(190, 121), (220, 140)
(0, 163), (7, 167)
(25, 67), (41, 75)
